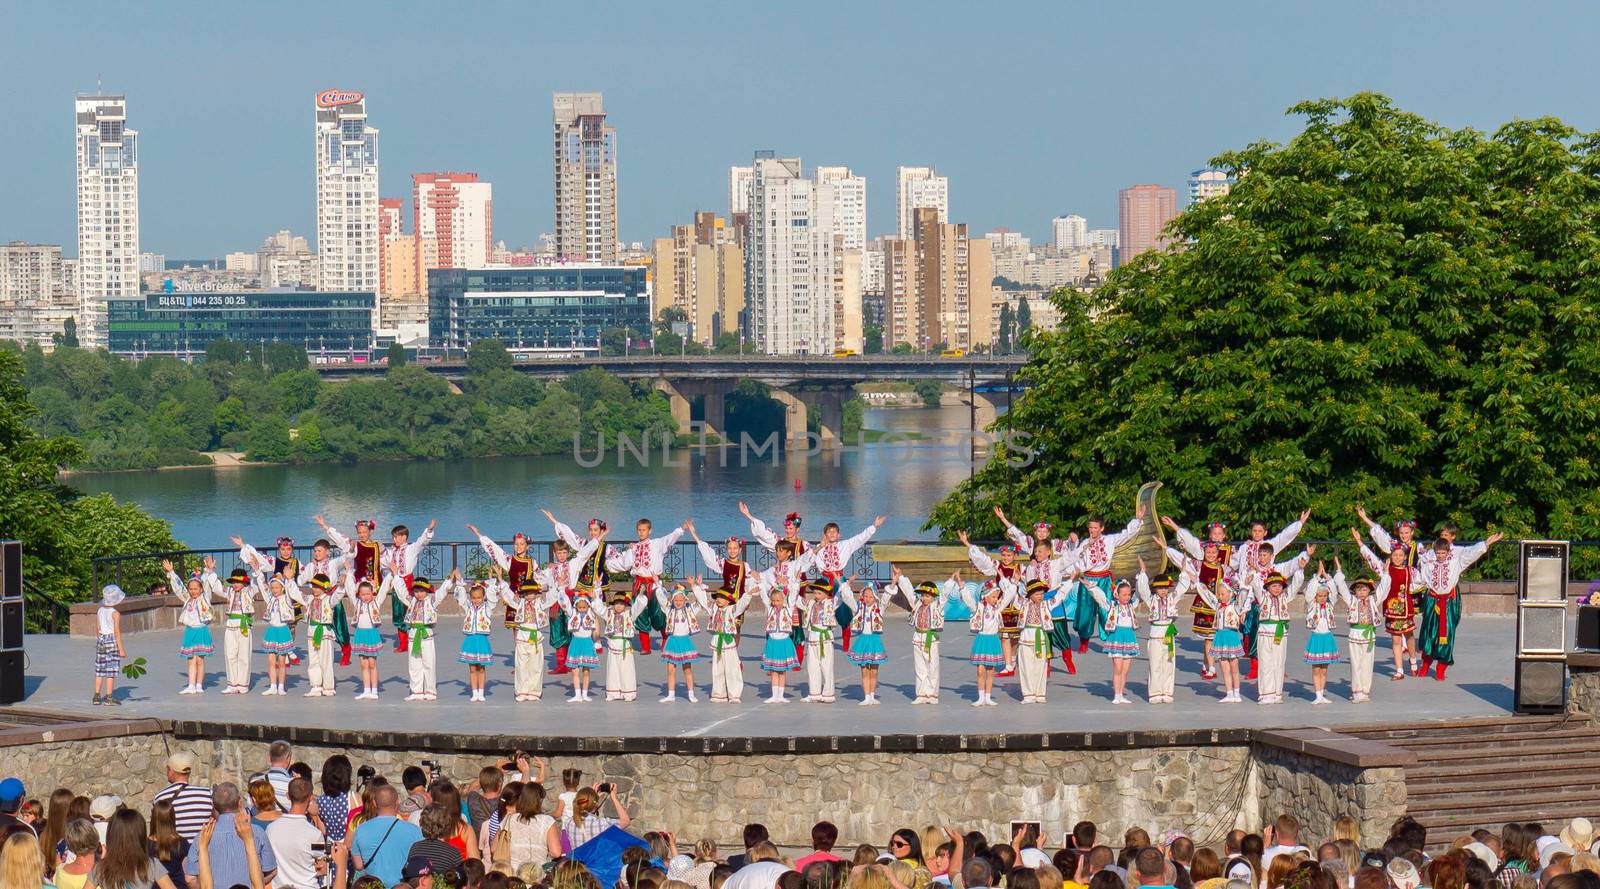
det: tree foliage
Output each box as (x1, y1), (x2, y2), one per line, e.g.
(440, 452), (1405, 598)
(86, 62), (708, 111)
(930, 94), (1600, 564)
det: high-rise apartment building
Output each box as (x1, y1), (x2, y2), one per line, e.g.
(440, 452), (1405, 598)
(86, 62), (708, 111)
(0, 242), (75, 348)
(650, 211), (744, 346)
(1189, 167), (1236, 204)
(257, 229), (319, 289)
(413, 172), (493, 271)
(1118, 184), (1178, 264)
(314, 89), (380, 294)
(377, 198), (424, 343)
(879, 211), (992, 352)
(728, 165), (753, 217)
(1052, 214), (1088, 250)
(895, 166), (949, 240)
(74, 95), (140, 348)
(745, 155), (832, 354)
(553, 92), (618, 263)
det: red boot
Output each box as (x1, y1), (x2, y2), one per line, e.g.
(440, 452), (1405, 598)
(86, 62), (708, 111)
(1243, 657), (1259, 681)
(1434, 661), (1448, 681)
(339, 644), (352, 667)
(1420, 657), (1433, 676)
(551, 646), (571, 675)
(1061, 649), (1077, 675)
(395, 629), (409, 653)
(840, 626), (852, 652)
(1077, 640), (1090, 653)
(638, 631), (652, 654)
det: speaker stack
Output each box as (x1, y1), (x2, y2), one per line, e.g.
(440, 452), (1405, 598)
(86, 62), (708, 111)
(1515, 540), (1568, 713)
(0, 540), (22, 704)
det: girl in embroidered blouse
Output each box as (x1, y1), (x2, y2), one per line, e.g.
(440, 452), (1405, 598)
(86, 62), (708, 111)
(456, 569), (498, 702)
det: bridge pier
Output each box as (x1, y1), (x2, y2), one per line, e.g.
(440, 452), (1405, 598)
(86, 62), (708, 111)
(769, 389), (811, 450)
(968, 391), (999, 432)
(655, 379), (733, 438)
(770, 388), (848, 450)
(653, 379), (693, 436)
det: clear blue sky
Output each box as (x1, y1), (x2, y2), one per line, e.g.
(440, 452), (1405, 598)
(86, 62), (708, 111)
(6, 0), (1600, 258)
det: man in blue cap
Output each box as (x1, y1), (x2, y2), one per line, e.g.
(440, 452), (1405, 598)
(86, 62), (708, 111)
(0, 777), (32, 834)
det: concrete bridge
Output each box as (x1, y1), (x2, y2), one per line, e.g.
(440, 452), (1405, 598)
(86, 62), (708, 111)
(316, 354), (1028, 446)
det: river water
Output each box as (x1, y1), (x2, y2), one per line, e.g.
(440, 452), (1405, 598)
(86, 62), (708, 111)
(71, 407), (986, 548)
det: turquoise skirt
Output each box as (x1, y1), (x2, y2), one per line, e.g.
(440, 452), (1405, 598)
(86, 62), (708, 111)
(761, 636), (800, 672)
(458, 632), (494, 665)
(261, 625), (295, 654)
(351, 626), (383, 656)
(970, 633), (1005, 667)
(1212, 628), (1245, 659)
(179, 625), (214, 657)
(567, 635), (601, 669)
(846, 632), (887, 666)
(662, 634), (701, 664)
(1303, 631), (1339, 665)
(1103, 625), (1140, 659)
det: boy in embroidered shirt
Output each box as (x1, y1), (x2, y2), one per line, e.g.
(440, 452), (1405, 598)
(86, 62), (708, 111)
(1015, 577), (1072, 704)
(702, 580), (756, 703)
(498, 568), (558, 702)
(904, 567), (951, 704)
(400, 573), (453, 702)
(1136, 557), (1189, 704)
(1330, 556), (1384, 703)
(293, 572), (344, 697)
(605, 518), (688, 654)
(602, 590), (650, 701)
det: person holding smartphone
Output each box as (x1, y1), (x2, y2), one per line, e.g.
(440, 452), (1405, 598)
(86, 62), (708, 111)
(265, 778), (326, 889)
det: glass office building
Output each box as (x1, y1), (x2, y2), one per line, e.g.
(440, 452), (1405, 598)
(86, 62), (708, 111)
(427, 265), (649, 350)
(106, 290), (374, 357)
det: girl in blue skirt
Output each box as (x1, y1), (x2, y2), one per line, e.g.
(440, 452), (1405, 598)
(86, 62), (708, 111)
(455, 573), (497, 702)
(1198, 576), (1250, 703)
(1086, 578), (1141, 704)
(760, 585), (801, 702)
(658, 581), (706, 703)
(557, 593), (601, 702)
(958, 577), (1017, 707)
(347, 579), (387, 700)
(259, 576), (297, 696)
(843, 581), (888, 705)
(1302, 561), (1340, 704)
(166, 557), (217, 695)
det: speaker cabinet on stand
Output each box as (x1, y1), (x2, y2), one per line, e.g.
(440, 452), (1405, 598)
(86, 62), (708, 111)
(1515, 540), (1569, 714)
(0, 540), (22, 704)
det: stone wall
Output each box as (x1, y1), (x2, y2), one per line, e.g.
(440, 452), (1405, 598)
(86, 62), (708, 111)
(1571, 667), (1600, 718)
(1253, 743), (1408, 848)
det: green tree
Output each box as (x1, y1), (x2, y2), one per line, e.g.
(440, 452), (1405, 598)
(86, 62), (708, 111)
(712, 331), (742, 354)
(929, 93), (1600, 566)
(204, 337), (246, 365)
(264, 342), (309, 376)
(466, 339), (514, 376)
(997, 303), (1016, 355)
(387, 342), (408, 366)
(244, 413), (293, 462)
(912, 380), (943, 408)
(1015, 298), (1032, 338)
(864, 325), (884, 354)
(55, 317), (78, 349)
(891, 342), (914, 355)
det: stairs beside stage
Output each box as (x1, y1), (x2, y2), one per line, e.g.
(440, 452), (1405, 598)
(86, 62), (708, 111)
(1345, 714), (1600, 846)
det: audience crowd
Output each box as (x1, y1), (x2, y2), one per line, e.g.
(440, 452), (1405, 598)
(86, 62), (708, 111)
(1, 748), (1599, 889)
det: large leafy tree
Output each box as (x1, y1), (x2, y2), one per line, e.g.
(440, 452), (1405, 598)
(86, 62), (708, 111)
(930, 94), (1600, 561)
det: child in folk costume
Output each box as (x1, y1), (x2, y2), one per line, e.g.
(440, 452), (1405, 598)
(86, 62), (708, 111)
(601, 590), (650, 701)
(657, 581), (706, 702)
(92, 584), (127, 705)
(398, 573), (452, 702)
(956, 530), (1026, 675)
(605, 518), (688, 654)
(1330, 557), (1384, 703)
(1302, 562), (1341, 704)
(498, 570), (558, 702)
(958, 577), (1019, 707)
(1015, 578), (1072, 704)
(166, 557), (219, 695)
(1229, 511), (1311, 680)
(759, 582), (803, 702)
(294, 573), (344, 697)
(382, 519), (437, 652)
(689, 522), (757, 606)
(1238, 541), (1313, 685)
(314, 515), (382, 666)
(1415, 531), (1503, 680)
(899, 568), (949, 704)
(841, 580), (889, 705)
(1162, 517), (1234, 680)
(221, 539), (267, 694)
(743, 502), (814, 663)
(469, 522), (539, 632)
(809, 517), (886, 651)
(1136, 558), (1189, 704)
(543, 510), (608, 675)
(555, 592), (602, 702)
(1083, 577), (1142, 704)
(703, 580), (756, 703)
(799, 577), (845, 702)
(269, 537), (305, 665)
(1021, 540), (1080, 674)
(256, 576), (298, 696)
(296, 538), (351, 669)
(1352, 519), (1423, 677)
(346, 577), (388, 699)
(455, 571), (499, 702)
(994, 506), (1079, 559)
(1195, 573), (1251, 702)
(1068, 505), (1148, 654)
(1249, 560), (1310, 705)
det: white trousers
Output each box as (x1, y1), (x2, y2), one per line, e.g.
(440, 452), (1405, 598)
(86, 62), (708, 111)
(710, 646), (743, 701)
(605, 646), (637, 696)
(912, 637), (941, 699)
(1147, 629), (1176, 700)
(1257, 628), (1288, 700)
(306, 630), (336, 693)
(1017, 629), (1050, 701)
(514, 636), (545, 698)
(408, 633), (437, 695)
(805, 637), (835, 699)
(224, 625), (251, 688)
(1350, 633), (1376, 697)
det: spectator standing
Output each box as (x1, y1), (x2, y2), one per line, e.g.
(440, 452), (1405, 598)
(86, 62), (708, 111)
(183, 784), (277, 889)
(407, 805), (465, 875)
(264, 778), (324, 889)
(248, 781), (282, 832)
(727, 825), (770, 871)
(1, 831), (47, 889)
(464, 767), (503, 837)
(314, 756), (355, 843)
(351, 785), (422, 887)
(56, 819), (102, 889)
(152, 754), (212, 842)
(1263, 816), (1311, 863)
(263, 742), (295, 812)
(1136, 849), (1178, 889)
(499, 785), (558, 874)
(795, 823), (845, 874)
(559, 787), (629, 852)
(0, 779), (33, 836)
(147, 800), (190, 889)
(89, 809), (177, 889)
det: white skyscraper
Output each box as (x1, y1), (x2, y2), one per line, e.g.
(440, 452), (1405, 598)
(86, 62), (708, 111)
(1088, 229), (1120, 249)
(314, 89), (380, 293)
(895, 166), (949, 240)
(1052, 214), (1088, 250)
(553, 92), (618, 263)
(75, 94), (140, 348)
(1189, 167), (1236, 204)
(812, 166), (867, 252)
(728, 165), (753, 218)
(745, 155), (833, 355)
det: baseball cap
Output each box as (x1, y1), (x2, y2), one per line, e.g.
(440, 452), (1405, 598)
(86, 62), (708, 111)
(0, 777), (22, 810)
(167, 751), (197, 774)
(402, 855), (434, 881)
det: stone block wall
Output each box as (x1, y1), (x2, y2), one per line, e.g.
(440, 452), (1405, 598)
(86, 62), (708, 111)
(1253, 745), (1407, 848)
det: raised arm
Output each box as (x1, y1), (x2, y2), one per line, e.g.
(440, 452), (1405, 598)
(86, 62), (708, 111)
(319, 520), (353, 554)
(1267, 511), (1308, 554)
(1169, 520), (1205, 561)
(655, 525), (687, 553)
(1106, 515), (1144, 549)
(748, 515), (779, 550)
(837, 518), (882, 560)
(1134, 568), (1153, 607)
(966, 544), (998, 575)
(406, 520), (437, 561)
(475, 533), (512, 571)
(733, 590), (757, 617)
(695, 538), (725, 574)
(548, 512), (584, 550)
(1330, 569), (1353, 608)
(838, 582), (859, 611)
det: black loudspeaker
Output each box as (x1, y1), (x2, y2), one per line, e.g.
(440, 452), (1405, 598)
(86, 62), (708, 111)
(1516, 657), (1568, 713)
(1579, 606), (1600, 652)
(0, 600), (20, 650)
(1519, 540), (1569, 601)
(0, 650), (21, 704)
(0, 541), (19, 601)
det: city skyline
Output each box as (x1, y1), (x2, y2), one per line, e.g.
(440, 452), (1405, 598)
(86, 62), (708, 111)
(7, 1), (1597, 257)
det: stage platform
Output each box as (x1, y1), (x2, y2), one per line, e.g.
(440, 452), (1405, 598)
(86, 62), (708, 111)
(14, 617), (1519, 753)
